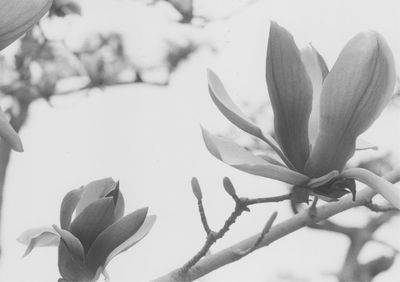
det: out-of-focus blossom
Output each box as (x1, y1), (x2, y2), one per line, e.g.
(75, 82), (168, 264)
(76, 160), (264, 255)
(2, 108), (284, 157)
(0, 0), (53, 50)
(18, 178), (156, 281)
(0, 0), (53, 152)
(49, 0), (81, 17)
(203, 22), (400, 207)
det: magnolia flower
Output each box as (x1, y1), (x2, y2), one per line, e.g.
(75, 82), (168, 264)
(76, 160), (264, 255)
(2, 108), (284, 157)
(0, 0), (53, 152)
(203, 22), (400, 207)
(18, 178), (156, 282)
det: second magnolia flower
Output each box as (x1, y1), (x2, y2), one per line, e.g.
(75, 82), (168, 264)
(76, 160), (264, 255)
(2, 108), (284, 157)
(203, 22), (400, 206)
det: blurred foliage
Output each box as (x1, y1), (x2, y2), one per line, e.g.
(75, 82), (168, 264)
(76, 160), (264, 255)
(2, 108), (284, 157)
(0, 0), (215, 258)
(0, 0), (212, 128)
(49, 0), (81, 17)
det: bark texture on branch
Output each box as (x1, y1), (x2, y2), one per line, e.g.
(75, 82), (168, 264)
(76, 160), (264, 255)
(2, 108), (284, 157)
(153, 170), (400, 282)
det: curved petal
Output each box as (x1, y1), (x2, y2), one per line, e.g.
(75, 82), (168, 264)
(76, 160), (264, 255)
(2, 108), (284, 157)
(207, 69), (295, 170)
(75, 178), (116, 215)
(113, 190), (125, 221)
(305, 31), (396, 177)
(105, 182), (125, 221)
(301, 45), (328, 145)
(60, 186), (84, 229)
(17, 227), (59, 257)
(341, 168), (400, 208)
(266, 22), (313, 171)
(54, 226), (94, 282)
(70, 198), (115, 253)
(53, 225), (85, 261)
(85, 207), (148, 274)
(202, 128), (309, 185)
(0, 109), (23, 152)
(0, 0), (53, 51)
(105, 215), (156, 266)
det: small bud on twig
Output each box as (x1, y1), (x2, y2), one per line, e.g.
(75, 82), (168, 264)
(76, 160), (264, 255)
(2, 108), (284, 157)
(191, 177), (203, 200)
(223, 177), (238, 200)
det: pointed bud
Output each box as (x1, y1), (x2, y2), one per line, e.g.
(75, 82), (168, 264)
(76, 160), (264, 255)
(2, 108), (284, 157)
(223, 177), (237, 198)
(105, 181), (120, 205)
(191, 177), (202, 200)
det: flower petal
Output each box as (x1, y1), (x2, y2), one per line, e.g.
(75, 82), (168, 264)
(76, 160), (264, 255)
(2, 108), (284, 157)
(266, 22), (313, 171)
(70, 197), (115, 253)
(301, 45), (328, 145)
(60, 186), (84, 229)
(207, 69), (295, 169)
(53, 225), (85, 261)
(202, 127), (309, 185)
(0, 109), (23, 152)
(75, 177), (116, 215)
(0, 0), (53, 51)
(104, 182), (125, 221)
(54, 225), (94, 281)
(256, 154), (285, 167)
(114, 190), (125, 221)
(341, 168), (400, 208)
(305, 31), (396, 177)
(105, 215), (156, 266)
(85, 207), (148, 274)
(17, 227), (59, 257)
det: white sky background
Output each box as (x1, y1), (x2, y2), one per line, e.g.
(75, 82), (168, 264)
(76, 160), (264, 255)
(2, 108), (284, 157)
(0, 0), (400, 281)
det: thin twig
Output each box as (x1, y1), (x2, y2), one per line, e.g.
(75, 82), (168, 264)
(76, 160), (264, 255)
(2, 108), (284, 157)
(364, 202), (400, 213)
(180, 231), (217, 274)
(246, 193), (292, 205)
(181, 178), (292, 275)
(181, 197), (248, 273)
(237, 211), (278, 257)
(197, 199), (211, 235)
(153, 169), (400, 282)
(191, 178), (211, 235)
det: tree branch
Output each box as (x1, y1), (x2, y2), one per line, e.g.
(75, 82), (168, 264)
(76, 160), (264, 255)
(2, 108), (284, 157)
(152, 169), (400, 282)
(364, 202), (399, 213)
(338, 211), (399, 282)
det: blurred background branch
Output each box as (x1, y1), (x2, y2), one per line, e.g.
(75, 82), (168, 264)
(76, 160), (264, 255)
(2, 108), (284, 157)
(0, 0), (219, 253)
(0, 0), (267, 257)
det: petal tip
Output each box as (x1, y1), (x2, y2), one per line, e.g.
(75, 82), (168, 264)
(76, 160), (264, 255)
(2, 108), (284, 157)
(13, 138), (24, 152)
(206, 68), (215, 78)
